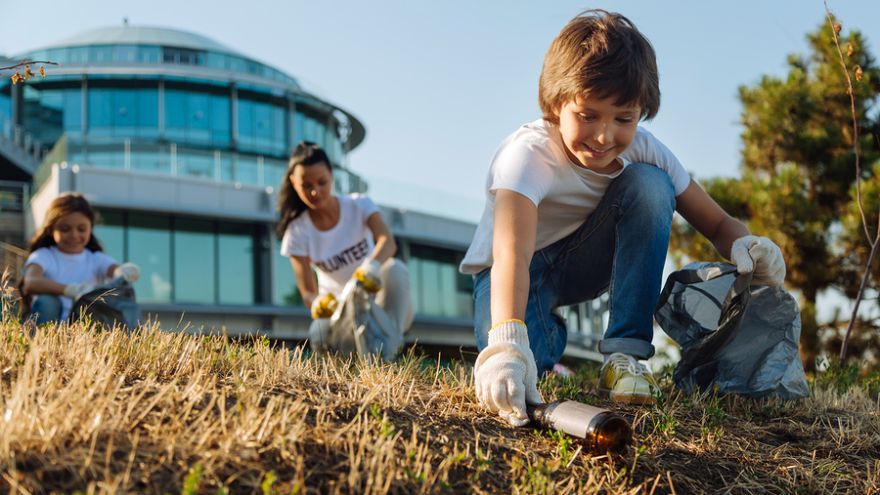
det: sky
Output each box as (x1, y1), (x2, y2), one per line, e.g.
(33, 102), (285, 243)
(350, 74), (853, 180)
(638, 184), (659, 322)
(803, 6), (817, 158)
(2, 0), (879, 222)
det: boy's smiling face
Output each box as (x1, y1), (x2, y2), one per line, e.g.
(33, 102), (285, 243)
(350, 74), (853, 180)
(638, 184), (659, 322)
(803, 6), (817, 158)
(555, 94), (641, 172)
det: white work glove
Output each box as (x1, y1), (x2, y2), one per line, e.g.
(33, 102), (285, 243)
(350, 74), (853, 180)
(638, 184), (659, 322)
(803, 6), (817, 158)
(473, 320), (543, 427)
(730, 235), (786, 286)
(353, 259), (382, 293)
(113, 262), (140, 283)
(310, 292), (338, 319)
(63, 282), (95, 301)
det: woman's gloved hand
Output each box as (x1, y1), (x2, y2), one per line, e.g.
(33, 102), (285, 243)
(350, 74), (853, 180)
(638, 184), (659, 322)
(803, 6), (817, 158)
(473, 320), (543, 427)
(353, 259), (382, 293)
(730, 235), (786, 286)
(310, 292), (338, 319)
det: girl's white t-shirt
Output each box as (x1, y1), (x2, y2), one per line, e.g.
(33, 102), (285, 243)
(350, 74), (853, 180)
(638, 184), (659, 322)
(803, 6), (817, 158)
(280, 193), (380, 296)
(459, 119), (692, 275)
(25, 246), (117, 320)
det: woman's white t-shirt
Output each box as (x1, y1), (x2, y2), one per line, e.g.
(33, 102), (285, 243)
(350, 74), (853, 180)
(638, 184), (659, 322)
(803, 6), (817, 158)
(459, 119), (691, 275)
(25, 246), (117, 320)
(280, 193), (380, 296)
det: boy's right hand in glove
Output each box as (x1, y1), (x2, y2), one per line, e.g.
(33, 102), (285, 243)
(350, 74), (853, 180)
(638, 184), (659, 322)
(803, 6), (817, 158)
(310, 292), (338, 319)
(63, 282), (95, 301)
(473, 319), (543, 427)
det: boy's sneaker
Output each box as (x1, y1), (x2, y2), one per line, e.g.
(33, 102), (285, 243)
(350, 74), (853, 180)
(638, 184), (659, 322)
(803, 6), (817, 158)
(598, 353), (659, 404)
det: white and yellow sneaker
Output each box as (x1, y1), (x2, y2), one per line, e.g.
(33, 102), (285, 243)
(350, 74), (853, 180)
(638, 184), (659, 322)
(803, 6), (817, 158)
(598, 353), (659, 405)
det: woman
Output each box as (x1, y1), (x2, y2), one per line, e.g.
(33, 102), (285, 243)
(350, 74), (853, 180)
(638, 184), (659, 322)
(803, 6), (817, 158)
(277, 141), (413, 352)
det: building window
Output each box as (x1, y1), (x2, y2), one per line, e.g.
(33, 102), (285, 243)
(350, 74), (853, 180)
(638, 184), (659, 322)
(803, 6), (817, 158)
(88, 87), (159, 139)
(94, 210), (125, 261)
(218, 224), (255, 304)
(237, 97), (286, 155)
(21, 86), (82, 147)
(173, 218), (216, 304)
(407, 243), (473, 318)
(127, 213), (172, 303)
(164, 88), (230, 147)
(0, 83), (10, 132)
(94, 210), (259, 306)
(273, 238), (301, 306)
(162, 47), (205, 65)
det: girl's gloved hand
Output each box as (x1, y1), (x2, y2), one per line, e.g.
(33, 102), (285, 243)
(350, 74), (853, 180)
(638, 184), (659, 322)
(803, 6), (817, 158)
(473, 320), (543, 427)
(730, 235), (786, 286)
(113, 262), (141, 283)
(63, 282), (95, 301)
(354, 259), (382, 293)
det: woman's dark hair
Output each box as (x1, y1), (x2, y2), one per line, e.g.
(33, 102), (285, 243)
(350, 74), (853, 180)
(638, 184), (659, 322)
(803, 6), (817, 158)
(276, 141), (333, 237)
(27, 192), (104, 253)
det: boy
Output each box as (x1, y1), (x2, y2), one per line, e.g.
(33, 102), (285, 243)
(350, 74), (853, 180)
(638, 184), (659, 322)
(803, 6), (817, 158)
(459, 10), (786, 426)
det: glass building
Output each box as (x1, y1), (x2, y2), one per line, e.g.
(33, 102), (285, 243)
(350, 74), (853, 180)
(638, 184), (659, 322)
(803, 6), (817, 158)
(0, 25), (605, 359)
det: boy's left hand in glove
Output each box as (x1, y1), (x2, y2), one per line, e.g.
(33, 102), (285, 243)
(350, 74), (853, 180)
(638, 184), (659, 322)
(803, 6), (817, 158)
(730, 235), (786, 286)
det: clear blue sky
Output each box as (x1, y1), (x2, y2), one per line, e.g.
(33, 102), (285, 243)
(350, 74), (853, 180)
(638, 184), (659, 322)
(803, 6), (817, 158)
(2, 1), (878, 221)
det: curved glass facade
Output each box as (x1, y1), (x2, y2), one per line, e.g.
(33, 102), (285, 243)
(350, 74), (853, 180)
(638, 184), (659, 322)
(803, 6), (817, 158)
(12, 33), (363, 193)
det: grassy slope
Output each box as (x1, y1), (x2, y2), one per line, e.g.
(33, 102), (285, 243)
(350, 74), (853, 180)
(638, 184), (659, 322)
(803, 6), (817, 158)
(0, 321), (878, 494)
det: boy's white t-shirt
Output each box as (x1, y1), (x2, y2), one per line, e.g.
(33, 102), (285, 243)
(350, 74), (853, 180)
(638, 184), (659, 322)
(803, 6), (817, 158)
(459, 119), (691, 275)
(25, 246), (117, 320)
(280, 193), (380, 296)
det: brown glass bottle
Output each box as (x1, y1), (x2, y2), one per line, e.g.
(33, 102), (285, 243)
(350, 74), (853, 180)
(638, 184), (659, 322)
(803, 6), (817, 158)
(527, 400), (632, 455)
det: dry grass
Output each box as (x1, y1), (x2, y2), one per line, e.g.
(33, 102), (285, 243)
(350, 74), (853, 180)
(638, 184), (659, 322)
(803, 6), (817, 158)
(0, 318), (878, 495)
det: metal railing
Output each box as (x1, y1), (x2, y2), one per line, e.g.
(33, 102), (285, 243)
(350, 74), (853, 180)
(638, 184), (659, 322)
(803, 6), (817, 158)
(30, 133), (368, 195)
(0, 116), (46, 173)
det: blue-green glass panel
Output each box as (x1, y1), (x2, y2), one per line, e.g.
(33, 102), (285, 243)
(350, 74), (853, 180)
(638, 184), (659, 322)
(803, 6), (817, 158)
(234, 155), (260, 185)
(238, 98), (285, 155)
(127, 214), (172, 303)
(114, 45), (138, 63)
(0, 85), (10, 135)
(86, 151), (124, 169)
(174, 219), (215, 304)
(69, 47), (88, 64)
(93, 210), (125, 262)
(165, 90), (230, 148)
(130, 151), (168, 174)
(21, 86), (77, 147)
(138, 46), (161, 63)
(273, 238), (300, 306)
(218, 225), (254, 304)
(177, 152), (213, 179)
(88, 88), (158, 139)
(90, 45), (114, 63)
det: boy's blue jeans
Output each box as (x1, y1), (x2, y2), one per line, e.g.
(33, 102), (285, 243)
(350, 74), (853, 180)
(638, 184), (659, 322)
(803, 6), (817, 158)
(30, 295), (63, 325)
(473, 163), (676, 375)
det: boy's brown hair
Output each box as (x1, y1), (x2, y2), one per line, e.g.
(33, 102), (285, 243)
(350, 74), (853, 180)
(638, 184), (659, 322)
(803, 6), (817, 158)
(538, 9), (660, 124)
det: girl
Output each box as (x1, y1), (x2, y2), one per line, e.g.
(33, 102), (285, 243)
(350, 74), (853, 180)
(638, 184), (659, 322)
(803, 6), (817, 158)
(22, 193), (140, 324)
(277, 141), (413, 351)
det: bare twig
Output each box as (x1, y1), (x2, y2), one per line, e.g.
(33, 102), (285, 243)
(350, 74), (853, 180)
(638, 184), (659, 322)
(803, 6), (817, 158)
(0, 60), (58, 84)
(824, 2), (880, 362)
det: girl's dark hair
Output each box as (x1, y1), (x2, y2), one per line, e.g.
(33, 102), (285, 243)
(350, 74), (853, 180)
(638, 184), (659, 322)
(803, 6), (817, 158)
(27, 192), (104, 253)
(20, 193), (104, 309)
(276, 141), (333, 237)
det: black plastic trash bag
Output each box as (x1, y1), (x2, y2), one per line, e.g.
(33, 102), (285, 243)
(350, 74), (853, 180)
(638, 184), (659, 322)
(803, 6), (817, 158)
(69, 277), (141, 332)
(310, 279), (403, 361)
(654, 262), (809, 399)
